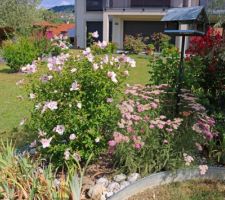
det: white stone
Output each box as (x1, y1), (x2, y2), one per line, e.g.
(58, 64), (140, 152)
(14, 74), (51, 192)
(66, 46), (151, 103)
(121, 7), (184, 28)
(120, 181), (130, 190)
(127, 173), (141, 183)
(96, 177), (109, 187)
(106, 191), (114, 198)
(107, 182), (120, 193)
(113, 174), (126, 182)
(88, 184), (106, 200)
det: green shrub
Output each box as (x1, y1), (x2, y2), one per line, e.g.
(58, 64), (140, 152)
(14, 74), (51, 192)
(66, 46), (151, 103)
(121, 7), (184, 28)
(33, 36), (53, 57)
(148, 46), (180, 87)
(2, 37), (39, 72)
(91, 41), (117, 55)
(25, 49), (136, 166)
(124, 34), (148, 54)
(151, 32), (171, 51)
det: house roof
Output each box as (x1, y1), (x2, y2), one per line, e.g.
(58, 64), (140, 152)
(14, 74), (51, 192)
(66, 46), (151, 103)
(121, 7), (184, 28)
(161, 6), (208, 23)
(48, 23), (75, 36)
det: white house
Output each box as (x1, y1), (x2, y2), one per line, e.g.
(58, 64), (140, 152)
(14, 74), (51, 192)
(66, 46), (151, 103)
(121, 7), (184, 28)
(75, 0), (201, 49)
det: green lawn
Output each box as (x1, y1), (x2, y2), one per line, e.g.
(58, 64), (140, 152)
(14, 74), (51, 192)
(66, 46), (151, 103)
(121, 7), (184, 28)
(0, 51), (149, 146)
(128, 54), (149, 85)
(0, 64), (31, 145)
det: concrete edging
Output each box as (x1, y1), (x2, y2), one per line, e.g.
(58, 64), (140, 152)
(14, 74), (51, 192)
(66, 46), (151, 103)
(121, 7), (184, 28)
(109, 167), (225, 200)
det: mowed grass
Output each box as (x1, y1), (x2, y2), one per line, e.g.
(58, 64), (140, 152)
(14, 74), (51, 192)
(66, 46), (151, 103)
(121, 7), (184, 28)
(129, 180), (225, 200)
(0, 50), (149, 146)
(0, 64), (31, 145)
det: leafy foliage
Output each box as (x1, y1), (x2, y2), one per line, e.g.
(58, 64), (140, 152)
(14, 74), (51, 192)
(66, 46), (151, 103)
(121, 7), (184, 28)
(26, 48), (136, 166)
(2, 37), (39, 72)
(0, 0), (41, 35)
(124, 34), (148, 54)
(148, 46), (180, 87)
(109, 85), (217, 175)
(0, 140), (89, 200)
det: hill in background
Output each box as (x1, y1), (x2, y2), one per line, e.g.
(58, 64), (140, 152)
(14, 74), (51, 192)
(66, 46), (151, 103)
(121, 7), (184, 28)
(49, 5), (74, 13)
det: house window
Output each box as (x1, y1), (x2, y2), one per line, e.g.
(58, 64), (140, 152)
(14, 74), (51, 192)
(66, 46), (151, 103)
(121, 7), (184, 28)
(86, 0), (103, 11)
(131, 0), (171, 7)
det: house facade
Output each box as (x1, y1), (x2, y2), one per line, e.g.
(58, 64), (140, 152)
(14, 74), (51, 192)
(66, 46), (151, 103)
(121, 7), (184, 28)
(75, 0), (201, 49)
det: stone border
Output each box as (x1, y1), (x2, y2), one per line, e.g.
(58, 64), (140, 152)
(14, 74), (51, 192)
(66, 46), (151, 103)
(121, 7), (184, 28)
(109, 167), (225, 200)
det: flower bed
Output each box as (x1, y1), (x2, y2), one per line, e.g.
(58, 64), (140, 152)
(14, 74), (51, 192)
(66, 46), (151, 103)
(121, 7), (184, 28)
(1, 31), (224, 199)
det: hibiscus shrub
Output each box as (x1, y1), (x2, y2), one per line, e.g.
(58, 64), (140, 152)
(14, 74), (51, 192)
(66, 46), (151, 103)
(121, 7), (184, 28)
(108, 85), (218, 175)
(25, 49), (136, 166)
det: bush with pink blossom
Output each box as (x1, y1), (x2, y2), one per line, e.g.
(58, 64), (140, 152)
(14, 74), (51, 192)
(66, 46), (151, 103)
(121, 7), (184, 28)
(108, 84), (218, 175)
(87, 31), (117, 55)
(25, 48), (136, 166)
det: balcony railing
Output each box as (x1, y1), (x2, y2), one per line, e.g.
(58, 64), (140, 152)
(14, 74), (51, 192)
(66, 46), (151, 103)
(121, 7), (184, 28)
(104, 0), (171, 10)
(201, 0), (225, 15)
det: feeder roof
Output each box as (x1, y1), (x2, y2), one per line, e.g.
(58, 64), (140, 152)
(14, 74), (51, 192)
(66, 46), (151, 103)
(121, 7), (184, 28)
(161, 6), (208, 23)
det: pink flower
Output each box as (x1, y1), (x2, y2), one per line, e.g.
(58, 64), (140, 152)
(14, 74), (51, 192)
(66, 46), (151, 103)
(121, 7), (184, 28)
(195, 143), (203, 151)
(97, 41), (108, 49)
(157, 124), (164, 129)
(103, 55), (109, 64)
(83, 47), (91, 56)
(53, 125), (65, 135)
(87, 54), (94, 62)
(70, 81), (80, 91)
(69, 134), (76, 141)
(40, 74), (53, 83)
(149, 124), (155, 129)
(73, 152), (81, 161)
(107, 71), (118, 83)
(108, 140), (117, 147)
(92, 31), (99, 38)
(40, 137), (53, 148)
(126, 57), (136, 67)
(29, 93), (36, 99)
(183, 153), (194, 166)
(64, 149), (70, 160)
(21, 63), (37, 74)
(163, 140), (169, 144)
(93, 63), (99, 71)
(150, 102), (158, 109)
(42, 101), (58, 113)
(134, 143), (144, 150)
(127, 126), (134, 133)
(199, 165), (208, 175)
(166, 128), (173, 133)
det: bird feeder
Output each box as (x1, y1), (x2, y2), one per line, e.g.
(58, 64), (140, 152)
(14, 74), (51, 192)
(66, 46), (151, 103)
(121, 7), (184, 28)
(161, 6), (208, 114)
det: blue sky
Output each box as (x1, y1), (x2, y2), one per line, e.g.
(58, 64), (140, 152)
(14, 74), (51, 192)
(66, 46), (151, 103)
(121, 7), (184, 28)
(39, 0), (74, 9)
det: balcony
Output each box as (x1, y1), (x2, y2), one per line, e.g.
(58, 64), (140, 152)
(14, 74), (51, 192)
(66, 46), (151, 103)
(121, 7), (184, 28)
(201, 0), (225, 15)
(104, 0), (171, 10)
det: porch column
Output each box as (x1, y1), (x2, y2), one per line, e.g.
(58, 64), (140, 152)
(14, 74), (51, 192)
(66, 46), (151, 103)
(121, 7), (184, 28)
(175, 24), (189, 52)
(112, 16), (124, 49)
(103, 12), (109, 42)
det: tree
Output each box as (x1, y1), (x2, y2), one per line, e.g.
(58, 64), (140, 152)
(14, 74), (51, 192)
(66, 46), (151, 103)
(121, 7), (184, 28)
(0, 0), (41, 35)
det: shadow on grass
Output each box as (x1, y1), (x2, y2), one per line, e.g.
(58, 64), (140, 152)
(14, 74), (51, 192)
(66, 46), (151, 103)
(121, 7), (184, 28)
(0, 67), (17, 74)
(0, 127), (35, 149)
